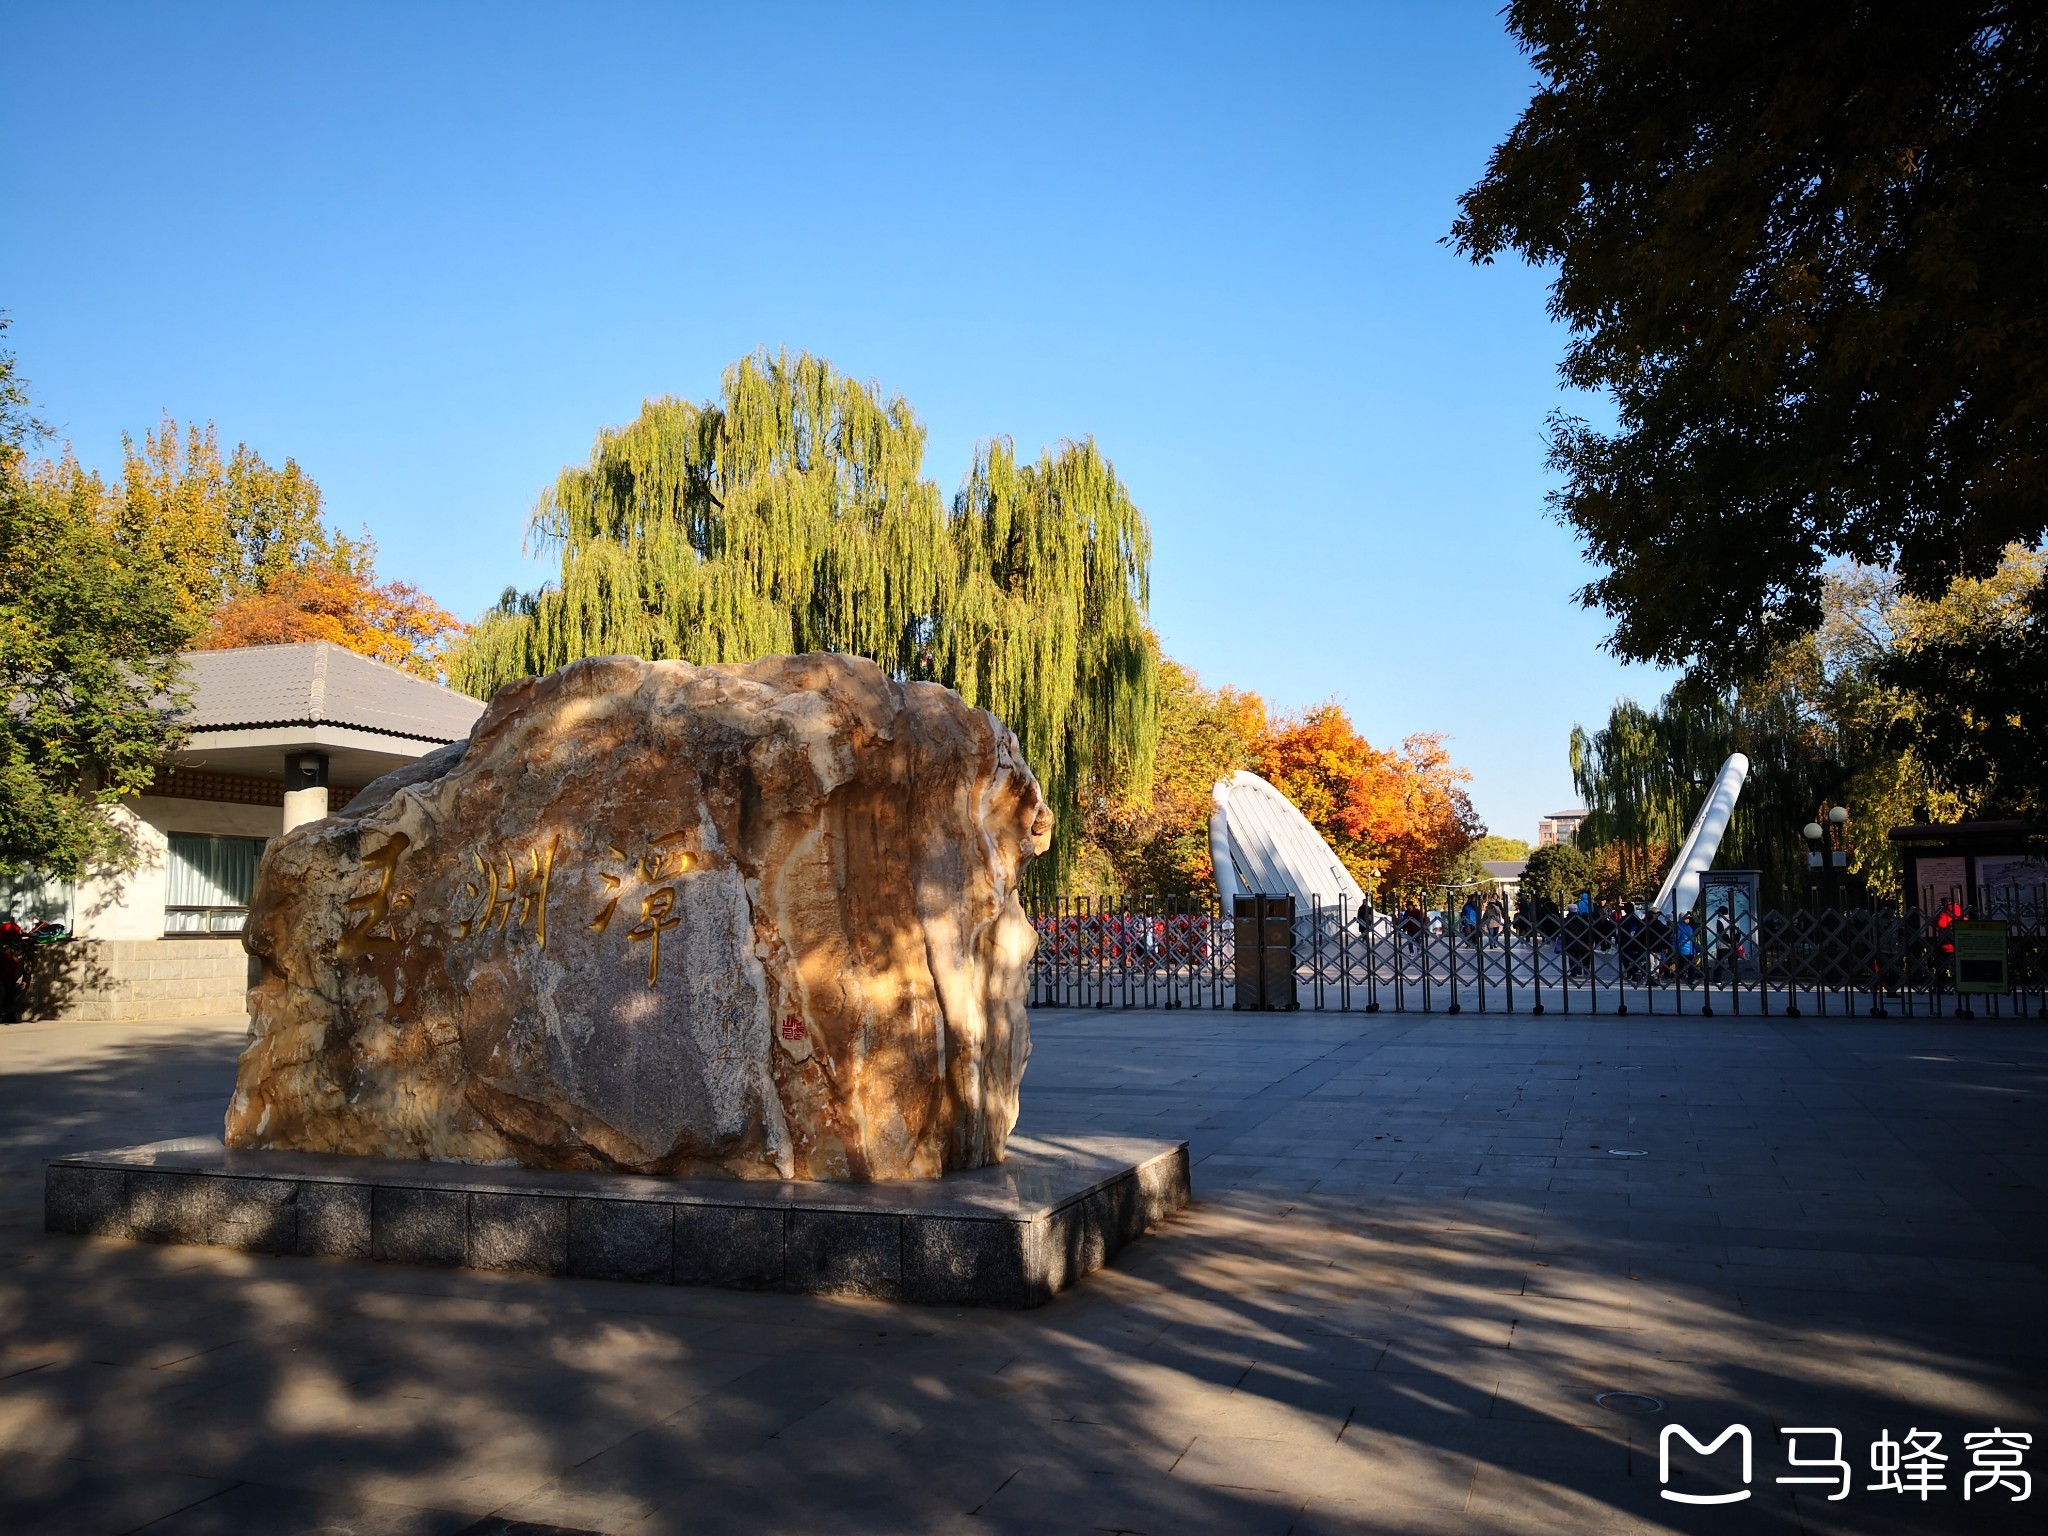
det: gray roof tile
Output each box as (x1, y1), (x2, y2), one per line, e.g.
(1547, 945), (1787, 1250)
(180, 643), (486, 743)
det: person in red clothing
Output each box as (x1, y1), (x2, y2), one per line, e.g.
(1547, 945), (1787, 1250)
(1933, 895), (1965, 957)
(0, 919), (26, 1024)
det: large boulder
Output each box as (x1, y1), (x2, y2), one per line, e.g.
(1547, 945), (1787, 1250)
(225, 654), (1051, 1180)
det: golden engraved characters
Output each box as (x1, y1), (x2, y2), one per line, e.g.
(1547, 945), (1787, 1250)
(335, 828), (688, 976)
(337, 834), (413, 958)
(457, 836), (559, 949)
(628, 887), (680, 986)
(590, 832), (694, 987)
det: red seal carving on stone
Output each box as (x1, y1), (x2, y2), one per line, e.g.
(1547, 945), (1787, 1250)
(780, 1015), (806, 1041)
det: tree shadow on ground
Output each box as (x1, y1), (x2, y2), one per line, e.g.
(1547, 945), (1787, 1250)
(0, 1015), (2043, 1536)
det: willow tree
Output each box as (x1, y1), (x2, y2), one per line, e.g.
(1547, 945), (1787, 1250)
(1569, 668), (1846, 905)
(454, 351), (1157, 892)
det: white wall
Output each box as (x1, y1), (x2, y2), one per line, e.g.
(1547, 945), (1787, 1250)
(73, 797), (285, 941)
(133, 796), (284, 840)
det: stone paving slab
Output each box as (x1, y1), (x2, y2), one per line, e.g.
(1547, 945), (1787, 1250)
(0, 1009), (2044, 1533)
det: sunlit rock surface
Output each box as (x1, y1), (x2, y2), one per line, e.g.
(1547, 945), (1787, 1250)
(225, 654), (1050, 1180)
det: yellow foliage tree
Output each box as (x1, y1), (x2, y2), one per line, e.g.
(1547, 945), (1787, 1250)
(35, 417), (329, 628)
(1076, 656), (1266, 894)
(1821, 545), (2045, 897)
(31, 417), (464, 678)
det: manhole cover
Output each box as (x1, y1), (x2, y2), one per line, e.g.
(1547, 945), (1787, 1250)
(1607, 1148), (1648, 1157)
(1595, 1391), (1665, 1416)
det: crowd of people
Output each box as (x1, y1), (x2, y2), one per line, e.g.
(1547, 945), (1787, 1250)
(1386, 889), (1747, 984)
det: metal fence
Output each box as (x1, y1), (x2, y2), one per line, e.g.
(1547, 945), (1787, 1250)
(1026, 889), (2048, 1019)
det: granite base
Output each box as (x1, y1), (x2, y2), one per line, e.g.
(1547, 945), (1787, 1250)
(44, 1135), (1189, 1308)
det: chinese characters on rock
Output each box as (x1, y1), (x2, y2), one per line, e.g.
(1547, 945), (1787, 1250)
(334, 828), (702, 989)
(589, 831), (694, 987)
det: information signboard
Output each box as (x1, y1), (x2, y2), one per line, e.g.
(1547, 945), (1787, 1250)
(1953, 921), (2010, 995)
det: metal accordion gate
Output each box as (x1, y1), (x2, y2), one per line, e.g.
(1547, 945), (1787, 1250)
(1025, 890), (2046, 1019)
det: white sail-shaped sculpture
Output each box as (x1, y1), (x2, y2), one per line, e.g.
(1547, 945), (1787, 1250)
(1209, 770), (1368, 912)
(1650, 752), (1750, 916)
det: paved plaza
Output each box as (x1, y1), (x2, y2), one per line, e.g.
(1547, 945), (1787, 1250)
(1, 1006), (2044, 1535)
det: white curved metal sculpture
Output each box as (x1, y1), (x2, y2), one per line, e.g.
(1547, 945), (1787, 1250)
(1209, 770), (1368, 912)
(1651, 752), (1751, 916)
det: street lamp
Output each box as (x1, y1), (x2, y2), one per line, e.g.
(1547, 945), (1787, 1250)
(1804, 804), (1850, 908)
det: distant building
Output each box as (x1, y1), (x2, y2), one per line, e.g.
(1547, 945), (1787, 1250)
(1480, 860), (1527, 898)
(1537, 809), (1588, 847)
(5, 643), (484, 1021)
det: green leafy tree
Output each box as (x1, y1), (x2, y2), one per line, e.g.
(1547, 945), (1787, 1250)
(1570, 661), (1847, 906)
(1875, 590), (2047, 826)
(0, 327), (193, 877)
(452, 351), (1158, 892)
(0, 317), (46, 480)
(1467, 835), (1531, 863)
(1454, 2), (2048, 678)
(1569, 547), (2044, 902)
(1519, 841), (1593, 908)
(1436, 848), (1493, 895)
(1824, 546), (2045, 887)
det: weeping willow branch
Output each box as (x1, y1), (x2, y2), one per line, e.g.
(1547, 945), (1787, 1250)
(451, 350), (1158, 893)
(1571, 668), (1847, 904)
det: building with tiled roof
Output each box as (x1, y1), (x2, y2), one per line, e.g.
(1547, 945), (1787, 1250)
(6, 643), (486, 1020)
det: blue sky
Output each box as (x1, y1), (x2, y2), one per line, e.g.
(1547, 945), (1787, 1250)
(2, 1), (1667, 843)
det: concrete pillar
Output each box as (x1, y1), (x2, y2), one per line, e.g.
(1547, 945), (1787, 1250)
(283, 751), (330, 833)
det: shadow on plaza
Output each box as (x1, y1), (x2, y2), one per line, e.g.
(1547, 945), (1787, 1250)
(1053, 1188), (2042, 1536)
(0, 1023), (2042, 1536)
(0, 1022), (245, 1178)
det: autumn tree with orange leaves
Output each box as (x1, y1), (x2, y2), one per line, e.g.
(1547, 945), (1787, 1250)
(1075, 657), (1482, 897)
(1256, 707), (1482, 894)
(200, 549), (462, 677)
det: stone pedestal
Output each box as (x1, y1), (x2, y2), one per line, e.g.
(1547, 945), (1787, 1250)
(45, 1135), (1188, 1309)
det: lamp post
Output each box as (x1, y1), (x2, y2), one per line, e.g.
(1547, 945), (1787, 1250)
(1804, 804), (1850, 908)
